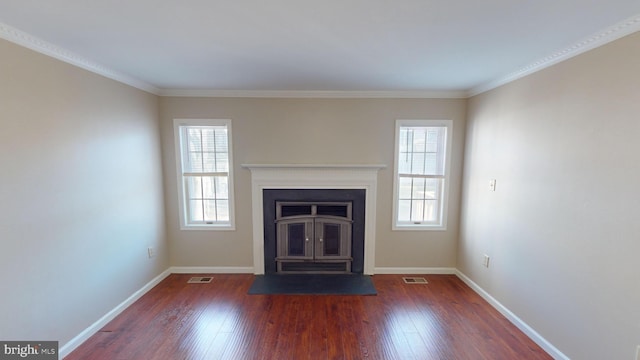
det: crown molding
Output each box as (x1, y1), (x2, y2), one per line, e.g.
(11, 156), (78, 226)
(3, 12), (639, 100)
(158, 88), (468, 99)
(0, 20), (462, 99)
(0, 21), (160, 95)
(469, 13), (640, 97)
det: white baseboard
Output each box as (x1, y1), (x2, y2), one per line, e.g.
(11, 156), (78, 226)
(169, 266), (255, 274)
(374, 267), (457, 274)
(455, 270), (569, 360)
(60, 266), (253, 358)
(60, 268), (172, 358)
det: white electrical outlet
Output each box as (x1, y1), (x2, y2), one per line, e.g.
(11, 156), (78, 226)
(489, 179), (497, 192)
(147, 247), (154, 258)
(482, 254), (490, 268)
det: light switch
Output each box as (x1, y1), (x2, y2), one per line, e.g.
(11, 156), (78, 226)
(489, 179), (497, 192)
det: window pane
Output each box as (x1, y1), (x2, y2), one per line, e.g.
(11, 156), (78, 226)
(216, 200), (229, 221)
(215, 153), (229, 172)
(411, 200), (424, 222)
(189, 200), (204, 222)
(411, 177), (426, 199)
(411, 153), (425, 174)
(201, 128), (215, 149)
(214, 176), (229, 198)
(203, 200), (217, 221)
(398, 177), (413, 199)
(399, 128), (410, 153)
(425, 153), (438, 174)
(187, 151), (203, 172)
(186, 177), (202, 200)
(425, 179), (440, 199)
(201, 176), (215, 199)
(398, 153), (411, 174)
(202, 152), (216, 172)
(424, 199), (439, 222)
(426, 130), (439, 152)
(187, 129), (202, 151)
(412, 129), (426, 152)
(214, 129), (228, 152)
(398, 200), (412, 222)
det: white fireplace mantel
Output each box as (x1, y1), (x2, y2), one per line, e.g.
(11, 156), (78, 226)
(242, 164), (386, 275)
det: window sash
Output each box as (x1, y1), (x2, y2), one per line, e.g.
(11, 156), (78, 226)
(181, 126), (229, 174)
(396, 175), (444, 225)
(398, 126), (446, 176)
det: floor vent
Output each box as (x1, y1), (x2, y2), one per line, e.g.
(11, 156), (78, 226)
(187, 277), (213, 284)
(403, 277), (428, 284)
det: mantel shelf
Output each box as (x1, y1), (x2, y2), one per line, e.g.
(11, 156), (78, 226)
(241, 164), (387, 170)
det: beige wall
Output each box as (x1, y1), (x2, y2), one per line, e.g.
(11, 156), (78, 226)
(0, 39), (168, 347)
(159, 97), (467, 270)
(460, 32), (640, 359)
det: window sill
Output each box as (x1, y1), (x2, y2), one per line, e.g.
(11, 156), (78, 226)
(179, 224), (236, 231)
(392, 224), (447, 231)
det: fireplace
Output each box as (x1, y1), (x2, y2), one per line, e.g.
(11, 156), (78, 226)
(242, 164), (385, 275)
(263, 189), (366, 274)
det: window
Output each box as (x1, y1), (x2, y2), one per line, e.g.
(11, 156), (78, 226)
(393, 119), (452, 230)
(174, 119), (235, 230)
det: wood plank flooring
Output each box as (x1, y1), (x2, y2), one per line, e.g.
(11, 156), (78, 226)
(66, 274), (552, 360)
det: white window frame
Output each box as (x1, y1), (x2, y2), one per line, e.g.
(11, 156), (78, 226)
(392, 119), (452, 231)
(173, 119), (235, 230)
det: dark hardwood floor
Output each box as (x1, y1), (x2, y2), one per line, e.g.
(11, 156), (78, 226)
(66, 274), (552, 360)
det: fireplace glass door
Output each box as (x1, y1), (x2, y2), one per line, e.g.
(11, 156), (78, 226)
(314, 218), (351, 260)
(277, 218), (314, 260)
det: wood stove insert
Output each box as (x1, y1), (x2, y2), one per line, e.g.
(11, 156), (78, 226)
(275, 202), (353, 273)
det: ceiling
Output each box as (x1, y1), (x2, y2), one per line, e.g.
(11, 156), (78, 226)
(0, 1), (639, 97)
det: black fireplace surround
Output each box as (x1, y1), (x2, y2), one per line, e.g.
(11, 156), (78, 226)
(263, 189), (366, 274)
